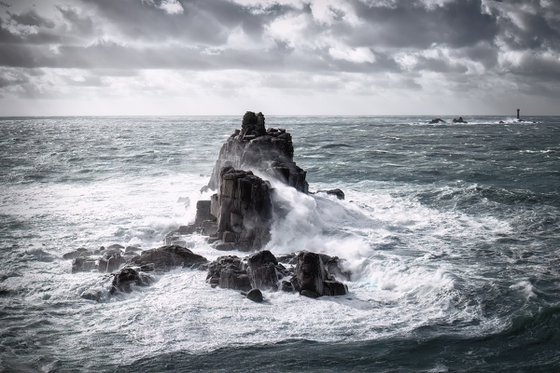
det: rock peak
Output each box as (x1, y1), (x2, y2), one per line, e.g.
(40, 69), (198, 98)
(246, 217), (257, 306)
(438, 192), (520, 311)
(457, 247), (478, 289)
(240, 111), (266, 139)
(207, 111), (308, 193)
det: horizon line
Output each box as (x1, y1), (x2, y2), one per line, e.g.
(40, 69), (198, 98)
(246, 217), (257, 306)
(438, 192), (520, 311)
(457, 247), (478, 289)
(1, 113), (559, 118)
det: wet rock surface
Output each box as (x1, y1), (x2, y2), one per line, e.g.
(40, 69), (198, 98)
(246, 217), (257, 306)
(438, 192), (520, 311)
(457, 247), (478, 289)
(212, 168), (273, 251)
(130, 245), (208, 271)
(71, 112), (352, 302)
(208, 111), (308, 193)
(205, 250), (348, 298)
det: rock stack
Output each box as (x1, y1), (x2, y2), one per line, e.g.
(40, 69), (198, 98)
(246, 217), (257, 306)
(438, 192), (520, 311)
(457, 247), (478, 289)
(69, 112), (350, 302)
(207, 112), (308, 193)
(184, 111), (310, 251)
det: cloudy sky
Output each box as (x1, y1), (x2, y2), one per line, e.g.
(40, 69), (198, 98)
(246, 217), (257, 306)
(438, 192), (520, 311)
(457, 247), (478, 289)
(0, 0), (558, 116)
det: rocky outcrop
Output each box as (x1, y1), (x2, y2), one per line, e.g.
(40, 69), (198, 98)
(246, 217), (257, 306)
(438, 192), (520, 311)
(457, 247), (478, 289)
(316, 188), (345, 200)
(205, 250), (348, 298)
(110, 267), (154, 294)
(207, 112), (308, 193)
(453, 116), (468, 123)
(130, 245), (208, 271)
(211, 168), (273, 251)
(429, 118), (446, 124)
(206, 255), (252, 291)
(291, 251), (348, 297)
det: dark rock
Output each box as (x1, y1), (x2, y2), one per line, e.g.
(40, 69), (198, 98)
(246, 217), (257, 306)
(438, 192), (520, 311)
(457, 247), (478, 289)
(206, 255), (251, 291)
(206, 250), (349, 297)
(246, 288), (264, 303)
(220, 270), (251, 291)
(214, 242), (238, 251)
(323, 280), (348, 296)
(291, 251), (348, 297)
(195, 200), (215, 224)
(131, 245), (208, 271)
(429, 118), (446, 124)
(98, 251), (125, 273)
(63, 248), (90, 260)
(72, 257), (98, 273)
(207, 111), (308, 193)
(214, 168), (273, 251)
(124, 246), (141, 254)
(300, 289), (320, 298)
(499, 120), (505, 124)
(280, 280), (294, 292)
(292, 251), (326, 296)
(80, 289), (103, 301)
(318, 188), (345, 200)
(222, 231), (237, 243)
(246, 250), (279, 290)
(107, 244), (124, 250)
(452, 116), (467, 123)
(110, 267), (154, 294)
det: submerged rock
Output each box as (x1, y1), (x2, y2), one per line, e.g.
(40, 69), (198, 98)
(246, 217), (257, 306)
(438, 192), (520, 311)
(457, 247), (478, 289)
(317, 188), (345, 200)
(429, 118), (446, 124)
(110, 267), (154, 294)
(452, 116), (468, 123)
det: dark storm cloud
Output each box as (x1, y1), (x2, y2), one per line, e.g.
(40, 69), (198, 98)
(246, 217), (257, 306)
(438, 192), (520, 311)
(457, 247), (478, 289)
(0, 0), (559, 100)
(348, 0), (498, 49)
(8, 9), (55, 28)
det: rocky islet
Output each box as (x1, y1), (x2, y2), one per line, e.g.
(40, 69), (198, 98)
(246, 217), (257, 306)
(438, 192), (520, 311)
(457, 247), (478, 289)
(67, 112), (349, 301)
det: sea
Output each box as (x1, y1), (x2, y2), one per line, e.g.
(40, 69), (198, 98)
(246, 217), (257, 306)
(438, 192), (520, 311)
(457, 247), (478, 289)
(0, 115), (559, 372)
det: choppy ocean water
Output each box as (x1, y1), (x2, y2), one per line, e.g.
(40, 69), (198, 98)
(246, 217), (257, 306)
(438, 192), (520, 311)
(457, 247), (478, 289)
(0, 115), (559, 372)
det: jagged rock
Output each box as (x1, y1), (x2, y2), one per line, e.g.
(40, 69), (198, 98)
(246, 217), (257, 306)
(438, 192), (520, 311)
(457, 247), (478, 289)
(213, 168), (273, 251)
(110, 267), (154, 294)
(62, 248), (90, 260)
(429, 118), (446, 124)
(246, 250), (279, 290)
(317, 188), (345, 200)
(206, 250), (349, 298)
(245, 288), (264, 303)
(130, 245), (207, 271)
(452, 117), (467, 123)
(291, 251), (348, 297)
(98, 251), (126, 273)
(80, 289), (104, 301)
(207, 111), (308, 193)
(206, 255), (251, 291)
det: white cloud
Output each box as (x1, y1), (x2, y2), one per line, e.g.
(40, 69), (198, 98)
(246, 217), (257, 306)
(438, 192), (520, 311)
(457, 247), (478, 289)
(328, 46), (376, 64)
(159, 0), (184, 15)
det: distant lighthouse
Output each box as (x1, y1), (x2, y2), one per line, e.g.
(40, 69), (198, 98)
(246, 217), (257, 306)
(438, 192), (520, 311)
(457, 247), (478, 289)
(516, 108), (520, 120)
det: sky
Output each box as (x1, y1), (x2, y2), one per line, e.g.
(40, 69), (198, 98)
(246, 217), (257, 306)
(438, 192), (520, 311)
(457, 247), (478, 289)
(0, 0), (559, 116)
